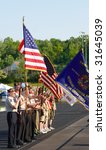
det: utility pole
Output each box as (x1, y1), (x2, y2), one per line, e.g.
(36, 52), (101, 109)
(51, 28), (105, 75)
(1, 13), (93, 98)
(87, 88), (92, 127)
(80, 31), (85, 51)
(80, 32), (88, 68)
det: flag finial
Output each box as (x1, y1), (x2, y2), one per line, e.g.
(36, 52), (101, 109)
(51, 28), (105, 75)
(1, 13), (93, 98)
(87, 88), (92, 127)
(22, 16), (25, 25)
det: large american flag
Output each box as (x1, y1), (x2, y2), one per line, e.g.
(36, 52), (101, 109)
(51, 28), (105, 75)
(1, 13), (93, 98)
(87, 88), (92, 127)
(39, 55), (63, 99)
(18, 24), (47, 72)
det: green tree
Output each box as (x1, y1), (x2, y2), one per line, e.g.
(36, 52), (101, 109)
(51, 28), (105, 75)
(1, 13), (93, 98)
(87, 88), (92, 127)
(0, 35), (89, 83)
(0, 70), (7, 80)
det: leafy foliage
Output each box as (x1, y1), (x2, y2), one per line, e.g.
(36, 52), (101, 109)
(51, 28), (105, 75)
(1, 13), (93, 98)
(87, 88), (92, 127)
(0, 70), (7, 80)
(0, 36), (89, 83)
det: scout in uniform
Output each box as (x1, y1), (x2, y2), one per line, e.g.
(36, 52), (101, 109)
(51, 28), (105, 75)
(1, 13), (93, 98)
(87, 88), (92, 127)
(5, 88), (20, 148)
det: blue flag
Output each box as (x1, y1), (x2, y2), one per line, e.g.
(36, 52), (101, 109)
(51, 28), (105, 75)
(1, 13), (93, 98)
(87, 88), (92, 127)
(55, 51), (89, 110)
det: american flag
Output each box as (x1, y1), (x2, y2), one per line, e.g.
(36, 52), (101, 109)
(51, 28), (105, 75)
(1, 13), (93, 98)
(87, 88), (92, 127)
(18, 24), (47, 72)
(39, 55), (63, 99)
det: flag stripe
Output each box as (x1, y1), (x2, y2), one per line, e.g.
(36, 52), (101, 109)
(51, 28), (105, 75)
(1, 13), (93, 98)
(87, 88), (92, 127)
(25, 61), (47, 68)
(18, 39), (24, 54)
(25, 54), (44, 60)
(24, 48), (40, 53)
(24, 51), (41, 56)
(24, 49), (41, 56)
(25, 58), (45, 64)
(25, 65), (47, 72)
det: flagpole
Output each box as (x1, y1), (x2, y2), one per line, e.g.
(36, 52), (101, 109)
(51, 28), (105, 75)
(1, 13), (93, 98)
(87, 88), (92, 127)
(22, 17), (29, 113)
(22, 16), (28, 83)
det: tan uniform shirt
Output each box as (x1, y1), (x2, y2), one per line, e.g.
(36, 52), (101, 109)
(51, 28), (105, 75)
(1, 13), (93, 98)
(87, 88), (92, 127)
(5, 96), (18, 112)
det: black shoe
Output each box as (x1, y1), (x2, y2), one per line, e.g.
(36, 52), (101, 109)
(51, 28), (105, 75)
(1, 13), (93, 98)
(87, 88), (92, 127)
(24, 139), (32, 142)
(8, 145), (13, 148)
(8, 145), (20, 148)
(8, 145), (14, 148)
(16, 145), (21, 148)
(31, 137), (37, 140)
(17, 140), (24, 145)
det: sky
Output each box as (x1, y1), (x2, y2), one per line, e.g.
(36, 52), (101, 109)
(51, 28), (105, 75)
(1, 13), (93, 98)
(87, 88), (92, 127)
(0, 0), (88, 41)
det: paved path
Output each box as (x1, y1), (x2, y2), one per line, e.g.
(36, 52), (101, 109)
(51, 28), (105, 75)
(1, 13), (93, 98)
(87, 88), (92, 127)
(29, 115), (89, 150)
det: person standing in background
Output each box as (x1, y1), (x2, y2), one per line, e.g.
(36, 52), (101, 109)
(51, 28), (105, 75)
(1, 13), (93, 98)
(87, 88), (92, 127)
(49, 94), (56, 130)
(17, 87), (26, 145)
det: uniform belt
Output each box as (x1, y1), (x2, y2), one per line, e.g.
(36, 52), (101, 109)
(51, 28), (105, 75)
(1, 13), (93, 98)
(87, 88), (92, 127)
(26, 110), (32, 113)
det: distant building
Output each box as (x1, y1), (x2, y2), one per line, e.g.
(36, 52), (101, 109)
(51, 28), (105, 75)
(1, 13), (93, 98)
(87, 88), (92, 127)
(3, 61), (19, 74)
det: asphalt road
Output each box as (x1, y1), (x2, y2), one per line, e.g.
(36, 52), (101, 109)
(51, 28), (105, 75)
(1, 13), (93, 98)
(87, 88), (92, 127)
(0, 101), (88, 150)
